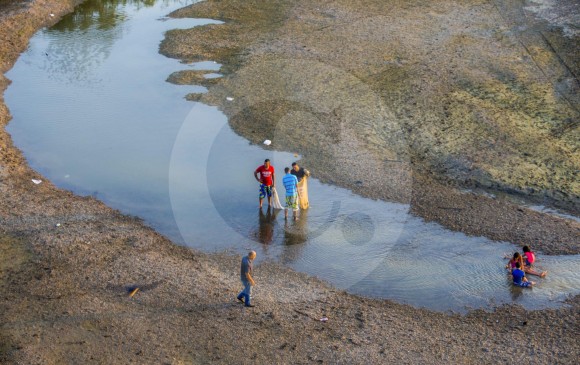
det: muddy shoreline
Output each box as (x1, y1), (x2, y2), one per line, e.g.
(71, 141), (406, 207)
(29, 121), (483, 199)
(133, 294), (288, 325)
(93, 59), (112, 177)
(1, 0), (579, 363)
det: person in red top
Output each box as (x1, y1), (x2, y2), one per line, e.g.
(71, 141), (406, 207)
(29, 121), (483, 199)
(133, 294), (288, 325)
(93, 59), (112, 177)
(254, 159), (275, 208)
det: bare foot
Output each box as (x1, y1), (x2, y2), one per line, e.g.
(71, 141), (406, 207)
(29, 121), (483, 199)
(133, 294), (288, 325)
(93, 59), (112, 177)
(541, 271), (547, 278)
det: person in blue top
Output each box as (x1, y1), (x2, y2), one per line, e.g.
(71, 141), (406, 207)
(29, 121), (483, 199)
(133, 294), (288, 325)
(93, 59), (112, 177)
(282, 167), (300, 220)
(512, 261), (535, 288)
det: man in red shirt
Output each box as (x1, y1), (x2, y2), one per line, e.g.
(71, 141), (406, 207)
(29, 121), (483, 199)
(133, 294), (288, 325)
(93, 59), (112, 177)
(254, 159), (275, 208)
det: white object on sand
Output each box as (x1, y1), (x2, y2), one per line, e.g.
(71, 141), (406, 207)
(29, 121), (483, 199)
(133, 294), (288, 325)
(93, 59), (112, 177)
(32, 179), (42, 184)
(226, 97), (234, 101)
(263, 139), (272, 146)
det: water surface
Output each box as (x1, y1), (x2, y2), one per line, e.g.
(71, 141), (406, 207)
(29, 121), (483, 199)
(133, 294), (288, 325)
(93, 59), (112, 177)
(5, 0), (580, 312)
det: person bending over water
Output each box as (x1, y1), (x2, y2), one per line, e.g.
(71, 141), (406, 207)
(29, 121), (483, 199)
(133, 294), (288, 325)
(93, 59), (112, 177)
(512, 261), (535, 287)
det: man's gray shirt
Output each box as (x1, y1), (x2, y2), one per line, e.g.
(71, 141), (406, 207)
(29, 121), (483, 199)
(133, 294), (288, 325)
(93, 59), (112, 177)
(240, 256), (252, 282)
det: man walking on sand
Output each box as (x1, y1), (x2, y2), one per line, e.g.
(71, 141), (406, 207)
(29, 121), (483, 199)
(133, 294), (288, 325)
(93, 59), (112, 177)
(237, 251), (256, 307)
(254, 159), (275, 208)
(282, 167), (300, 220)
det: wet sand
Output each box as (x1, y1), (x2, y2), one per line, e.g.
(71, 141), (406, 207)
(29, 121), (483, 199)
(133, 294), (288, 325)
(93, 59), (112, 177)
(1, 0), (579, 364)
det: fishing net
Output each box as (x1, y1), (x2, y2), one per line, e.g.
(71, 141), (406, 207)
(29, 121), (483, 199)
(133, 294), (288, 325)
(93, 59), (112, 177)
(271, 187), (284, 210)
(297, 178), (309, 210)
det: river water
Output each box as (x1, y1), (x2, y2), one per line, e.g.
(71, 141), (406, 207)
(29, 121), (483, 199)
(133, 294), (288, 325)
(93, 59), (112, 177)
(5, 0), (580, 312)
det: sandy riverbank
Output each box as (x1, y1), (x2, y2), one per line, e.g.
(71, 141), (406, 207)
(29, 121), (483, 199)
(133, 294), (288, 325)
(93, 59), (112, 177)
(0, 0), (579, 364)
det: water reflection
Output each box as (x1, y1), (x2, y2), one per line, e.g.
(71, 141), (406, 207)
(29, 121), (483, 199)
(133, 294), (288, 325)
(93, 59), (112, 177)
(50, 0), (190, 32)
(252, 206), (279, 245)
(283, 208), (309, 246)
(43, 1), (132, 84)
(509, 282), (526, 302)
(40, 0), (195, 85)
(278, 210), (309, 264)
(51, 0), (139, 32)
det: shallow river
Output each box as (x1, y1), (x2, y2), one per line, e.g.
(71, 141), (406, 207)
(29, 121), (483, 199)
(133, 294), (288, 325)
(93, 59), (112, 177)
(5, 0), (580, 312)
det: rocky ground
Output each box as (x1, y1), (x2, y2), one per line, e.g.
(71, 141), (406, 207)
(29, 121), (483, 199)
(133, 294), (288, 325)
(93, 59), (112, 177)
(1, 0), (579, 364)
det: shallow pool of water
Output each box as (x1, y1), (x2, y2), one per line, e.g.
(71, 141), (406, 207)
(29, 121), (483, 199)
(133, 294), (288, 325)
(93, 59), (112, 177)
(5, 0), (580, 312)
